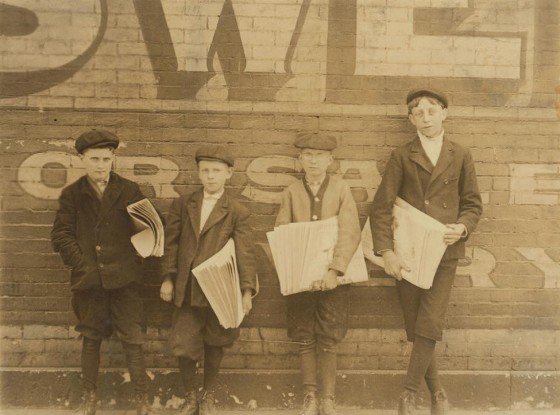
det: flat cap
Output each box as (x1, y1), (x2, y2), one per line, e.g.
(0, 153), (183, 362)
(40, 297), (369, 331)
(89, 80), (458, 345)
(195, 145), (234, 167)
(75, 129), (119, 153)
(294, 132), (337, 151)
(406, 88), (448, 108)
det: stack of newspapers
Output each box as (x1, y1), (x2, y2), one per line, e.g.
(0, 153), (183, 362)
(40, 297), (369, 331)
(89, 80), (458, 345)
(267, 216), (369, 295)
(192, 239), (244, 329)
(127, 198), (164, 258)
(361, 197), (448, 289)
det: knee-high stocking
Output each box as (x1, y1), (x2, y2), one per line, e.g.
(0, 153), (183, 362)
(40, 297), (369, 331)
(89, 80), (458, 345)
(404, 335), (436, 393)
(81, 337), (102, 391)
(203, 344), (224, 392)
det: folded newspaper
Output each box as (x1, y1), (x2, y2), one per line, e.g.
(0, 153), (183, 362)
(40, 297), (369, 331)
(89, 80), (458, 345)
(267, 216), (369, 295)
(192, 239), (244, 329)
(361, 197), (448, 289)
(126, 198), (164, 258)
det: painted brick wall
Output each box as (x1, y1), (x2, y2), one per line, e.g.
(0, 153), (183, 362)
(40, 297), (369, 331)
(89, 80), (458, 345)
(1, 0), (559, 379)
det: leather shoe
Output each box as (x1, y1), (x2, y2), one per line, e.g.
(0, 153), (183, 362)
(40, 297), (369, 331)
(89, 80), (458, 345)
(199, 390), (216, 415)
(134, 393), (154, 415)
(300, 391), (319, 415)
(178, 390), (198, 415)
(398, 390), (416, 415)
(431, 389), (449, 415)
(81, 389), (97, 415)
(319, 396), (340, 415)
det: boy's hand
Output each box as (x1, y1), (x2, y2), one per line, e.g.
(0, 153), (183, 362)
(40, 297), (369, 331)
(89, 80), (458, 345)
(310, 280), (322, 291)
(444, 223), (467, 245)
(321, 269), (339, 291)
(382, 250), (410, 280)
(242, 290), (253, 315)
(160, 278), (174, 302)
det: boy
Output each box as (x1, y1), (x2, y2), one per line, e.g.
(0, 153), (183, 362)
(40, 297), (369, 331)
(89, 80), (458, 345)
(370, 88), (482, 414)
(275, 132), (361, 415)
(51, 129), (153, 415)
(160, 145), (257, 415)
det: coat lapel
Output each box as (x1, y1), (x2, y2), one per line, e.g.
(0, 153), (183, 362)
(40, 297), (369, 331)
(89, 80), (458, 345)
(200, 192), (229, 236)
(187, 190), (203, 240)
(408, 136), (433, 174)
(428, 138), (454, 186)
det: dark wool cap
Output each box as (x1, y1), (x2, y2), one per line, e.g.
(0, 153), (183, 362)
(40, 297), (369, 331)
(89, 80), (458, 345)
(406, 88), (449, 108)
(294, 132), (337, 151)
(195, 145), (234, 167)
(75, 129), (119, 154)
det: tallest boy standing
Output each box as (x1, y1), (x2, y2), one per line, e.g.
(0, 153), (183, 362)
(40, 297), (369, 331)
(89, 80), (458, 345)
(370, 88), (482, 415)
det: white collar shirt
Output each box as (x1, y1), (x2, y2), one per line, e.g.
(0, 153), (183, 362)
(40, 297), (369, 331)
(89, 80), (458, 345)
(305, 174), (326, 196)
(86, 174), (110, 200)
(200, 189), (224, 231)
(418, 129), (444, 167)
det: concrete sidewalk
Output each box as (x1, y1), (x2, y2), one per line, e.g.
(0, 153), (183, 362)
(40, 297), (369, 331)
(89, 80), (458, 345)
(1, 409), (558, 414)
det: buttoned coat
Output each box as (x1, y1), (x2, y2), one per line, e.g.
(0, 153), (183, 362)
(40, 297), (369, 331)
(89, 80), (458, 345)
(161, 188), (257, 308)
(370, 136), (482, 260)
(51, 172), (145, 291)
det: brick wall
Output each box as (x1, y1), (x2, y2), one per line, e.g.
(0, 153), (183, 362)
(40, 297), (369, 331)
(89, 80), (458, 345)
(1, 0), (559, 399)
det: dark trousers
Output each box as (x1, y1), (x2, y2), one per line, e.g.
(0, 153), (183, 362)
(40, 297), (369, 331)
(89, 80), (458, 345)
(396, 259), (458, 341)
(397, 259), (458, 394)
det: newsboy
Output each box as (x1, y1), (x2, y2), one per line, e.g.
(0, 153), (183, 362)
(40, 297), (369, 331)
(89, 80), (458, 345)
(160, 145), (257, 415)
(51, 129), (153, 415)
(370, 88), (482, 415)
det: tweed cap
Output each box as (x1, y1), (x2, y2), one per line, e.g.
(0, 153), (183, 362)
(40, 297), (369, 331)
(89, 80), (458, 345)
(294, 132), (337, 151)
(195, 145), (234, 167)
(406, 88), (448, 108)
(75, 129), (119, 154)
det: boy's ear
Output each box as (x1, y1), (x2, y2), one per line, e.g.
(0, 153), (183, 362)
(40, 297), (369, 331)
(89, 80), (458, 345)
(227, 166), (234, 178)
(408, 113), (415, 125)
(441, 107), (448, 121)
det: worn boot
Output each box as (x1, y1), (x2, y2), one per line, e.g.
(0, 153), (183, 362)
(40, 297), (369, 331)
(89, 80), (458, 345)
(319, 396), (341, 415)
(199, 390), (216, 415)
(81, 389), (97, 415)
(431, 389), (448, 415)
(300, 391), (319, 415)
(398, 390), (416, 415)
(178, 390), (198, 415)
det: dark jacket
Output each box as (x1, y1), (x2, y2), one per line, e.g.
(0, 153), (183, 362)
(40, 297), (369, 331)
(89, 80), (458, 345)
(370, 136), (482, 260)
(51, 172), (145, 291)
(161, 188), (257, 308)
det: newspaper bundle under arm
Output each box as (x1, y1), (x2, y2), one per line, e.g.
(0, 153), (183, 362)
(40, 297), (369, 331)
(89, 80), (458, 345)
(192, 239), (244, 329)
(126, 198), (164, 258)
(267, 216), (369, 295)
(361, 197), (448, 289)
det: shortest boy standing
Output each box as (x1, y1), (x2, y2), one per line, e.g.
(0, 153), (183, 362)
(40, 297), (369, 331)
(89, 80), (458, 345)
(160, 145), (257, 415)
(51, 129), (153, 415)
(275, 133), (361, 415)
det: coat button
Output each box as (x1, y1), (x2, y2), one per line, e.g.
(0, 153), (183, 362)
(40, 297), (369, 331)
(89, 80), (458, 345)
(314, 197), (320, 202)
(424, 200), (430, 205)
(444, 179), (449, 185)
(99, 263), (104, 269)
(312, 214), (318, 220)
(443, 202), (448, 208)
(96, 245), (101, 252)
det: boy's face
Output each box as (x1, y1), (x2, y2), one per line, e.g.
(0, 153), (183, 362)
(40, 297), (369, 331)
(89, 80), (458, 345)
(198, 160), (233, 194)
(298, 149), (333, 178)
(80, 147), (114, 182)
(408, 97), (448, 138)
